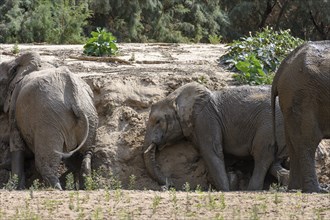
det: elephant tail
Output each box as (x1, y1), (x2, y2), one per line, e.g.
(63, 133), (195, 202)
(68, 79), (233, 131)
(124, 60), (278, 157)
(55, 112), (90, 159)
(271, 73), (279, 155)
(55, 71), (91, 159)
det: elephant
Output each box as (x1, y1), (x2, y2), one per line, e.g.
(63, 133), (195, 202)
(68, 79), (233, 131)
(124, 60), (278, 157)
(143, 82), (289, 191)
(0, 52), (98, 190)
(271, 41), (330, 193)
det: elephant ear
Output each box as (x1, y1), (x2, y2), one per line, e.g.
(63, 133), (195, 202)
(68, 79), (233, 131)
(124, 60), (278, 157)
(3, 52), (41, 113)
(173, 82), (212, 137)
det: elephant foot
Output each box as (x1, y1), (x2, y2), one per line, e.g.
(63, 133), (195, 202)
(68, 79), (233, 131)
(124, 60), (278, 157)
(45, 176), (62, 190)
(161, 178), (174, 191)
(319, 183), (330, 193)
(54, 182), (63, 190)
(276, 168), (290, 186)
(81, 153), (92, 177)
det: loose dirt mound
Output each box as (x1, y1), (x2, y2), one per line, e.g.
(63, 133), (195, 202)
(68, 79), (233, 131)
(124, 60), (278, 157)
(0, 44), (329, 191)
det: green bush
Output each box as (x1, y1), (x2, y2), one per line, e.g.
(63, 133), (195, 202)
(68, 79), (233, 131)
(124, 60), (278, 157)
(233, 54), (273, 85)
(83, 28), (118, 56)
(220, 27), (304, 85)
(208, 34), (222, 44)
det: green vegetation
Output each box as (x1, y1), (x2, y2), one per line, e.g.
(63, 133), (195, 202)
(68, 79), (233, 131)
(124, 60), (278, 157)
(220, 27), (304, 85)
(3, 174), (18, 191)
(0, 0), (90, 44)
(208, 34), (223, 44)
(83, 28), (118, 56)
(11, 43), (19, 54)
(0, 187), (328, 219)
(233, 54), (273, 85)
(0, 0), (329, 43)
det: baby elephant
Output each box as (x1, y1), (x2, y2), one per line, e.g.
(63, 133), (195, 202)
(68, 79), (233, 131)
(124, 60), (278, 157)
(0, 52), (98, 189)
(144, 82), (288, 191)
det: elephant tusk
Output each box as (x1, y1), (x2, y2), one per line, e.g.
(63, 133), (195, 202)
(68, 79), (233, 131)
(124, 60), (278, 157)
(144, 143), (156, 154)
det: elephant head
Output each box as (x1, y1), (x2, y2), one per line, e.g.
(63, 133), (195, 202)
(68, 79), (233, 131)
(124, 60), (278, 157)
(0, 52), (41, 112)
(143, 82), (211, 186)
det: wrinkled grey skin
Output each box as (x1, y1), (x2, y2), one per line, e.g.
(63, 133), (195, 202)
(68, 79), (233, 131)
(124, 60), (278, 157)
(144, 82), (289, 191)
(271, 41), (330, 193)
(0, 52), (98, 190)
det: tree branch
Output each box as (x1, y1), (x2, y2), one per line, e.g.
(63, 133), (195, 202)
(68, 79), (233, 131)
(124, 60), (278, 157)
(68, 55), (132, 65)
(309, 10), (326, 39)
(259, 0), (277, 28)
(275, 0), (289, 30)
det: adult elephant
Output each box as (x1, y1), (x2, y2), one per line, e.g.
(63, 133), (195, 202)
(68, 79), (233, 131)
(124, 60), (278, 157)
(143, 82), (289, 191)
(0, 52), (98, 190)
(271, 41), (330, 193)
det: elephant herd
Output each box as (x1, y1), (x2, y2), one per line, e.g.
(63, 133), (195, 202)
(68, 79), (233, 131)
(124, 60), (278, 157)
(0, 41), (329, 193)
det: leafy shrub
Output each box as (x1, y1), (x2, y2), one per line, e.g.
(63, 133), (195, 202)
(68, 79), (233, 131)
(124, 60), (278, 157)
(233, 54), (273, 85)
(83, 28), (118, 57)
(208, 34), (222, 44)
(220, 27), (304, 85)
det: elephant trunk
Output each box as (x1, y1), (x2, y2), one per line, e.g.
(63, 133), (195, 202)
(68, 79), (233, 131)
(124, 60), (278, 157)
(143, 143), (168, 186)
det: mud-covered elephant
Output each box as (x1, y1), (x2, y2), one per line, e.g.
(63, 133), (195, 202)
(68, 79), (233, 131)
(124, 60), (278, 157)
(271, 41), (330, 193)
(143, 82), (289, 191)
(0, 52), (98, 189)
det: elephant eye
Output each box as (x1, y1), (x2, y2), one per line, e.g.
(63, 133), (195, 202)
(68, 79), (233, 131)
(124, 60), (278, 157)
(156, 119), (161, 125)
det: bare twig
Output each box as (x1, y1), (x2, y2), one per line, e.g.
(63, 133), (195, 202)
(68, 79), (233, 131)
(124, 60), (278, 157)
(68, 55), (132, 65)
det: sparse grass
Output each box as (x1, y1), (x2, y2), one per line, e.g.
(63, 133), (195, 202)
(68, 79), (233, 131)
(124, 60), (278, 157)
(169, 188), (178, 218)
(274, 192), (282, 205)
(0, 175), (328, 219)
(0, 190), (328, 219)
(195, 75), (208, 84)
(91, 206), (103, 220)
(65, 172), (76, 190)
(152, 194), (162, 214)
(250, 204), (260, 220)
(11, 42), (20, 54)
(128, 174), (136, 190)
(4, 174), (19, 191)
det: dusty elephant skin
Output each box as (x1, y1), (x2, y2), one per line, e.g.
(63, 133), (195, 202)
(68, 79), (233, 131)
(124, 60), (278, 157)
(0, 52), (98, 190)
(271, 41), (330, 193)
(144, 82), (289, 191)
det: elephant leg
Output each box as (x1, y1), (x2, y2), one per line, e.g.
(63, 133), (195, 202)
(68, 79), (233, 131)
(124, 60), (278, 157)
(202, 151), (230, 191)
(284, 111), (321, 192)
(194, 116), (229, 191)
(299, 142), (320, 192)
(35, 153), (62, 190)
(248, 155), (273, 190)
(11, 150), (25, 189)
(9, 126), (26, 189)
(248, 130), (275, 190)
(79, 150), (92, 189)
(248, 160), (272, 190)
(34, 133), (63, 190)
(284, 130), (302, 189)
